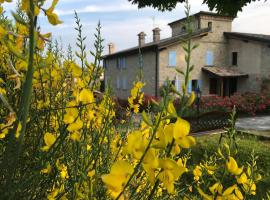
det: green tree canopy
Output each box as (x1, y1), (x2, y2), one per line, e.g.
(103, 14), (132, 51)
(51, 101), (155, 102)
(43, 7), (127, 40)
(128, 0), (265, 16)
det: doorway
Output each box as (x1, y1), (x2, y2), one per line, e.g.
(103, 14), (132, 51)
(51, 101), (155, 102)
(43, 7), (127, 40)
(209, 78), (218, 95)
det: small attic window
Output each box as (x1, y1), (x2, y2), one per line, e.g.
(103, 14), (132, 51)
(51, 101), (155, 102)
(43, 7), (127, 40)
(208, 22), (212, 30)
(181, 26), (186, 32)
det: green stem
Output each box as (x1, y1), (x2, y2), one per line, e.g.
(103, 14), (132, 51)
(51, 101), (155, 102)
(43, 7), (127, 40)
(4, 0), (37, 197)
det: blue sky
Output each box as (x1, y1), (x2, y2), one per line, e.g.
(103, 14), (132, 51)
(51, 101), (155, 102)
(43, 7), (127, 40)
(3, 0), (270, 56)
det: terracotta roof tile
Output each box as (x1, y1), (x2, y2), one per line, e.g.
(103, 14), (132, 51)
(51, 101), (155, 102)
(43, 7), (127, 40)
(202, 66), (248, 77)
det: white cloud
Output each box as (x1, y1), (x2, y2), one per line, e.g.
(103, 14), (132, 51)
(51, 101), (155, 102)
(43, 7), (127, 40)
(55, 3), (138, 16)
(232, 1), (270, 34)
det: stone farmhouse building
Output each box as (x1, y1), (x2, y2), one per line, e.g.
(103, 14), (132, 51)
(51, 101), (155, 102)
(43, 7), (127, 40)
(102, 11), (270, 99)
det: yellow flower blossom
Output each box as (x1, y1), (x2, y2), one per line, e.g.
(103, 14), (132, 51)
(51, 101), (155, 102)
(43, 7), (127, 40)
(158, 158), (187, 194)
(56, 159), (69, 179)
(0, 87), (6, 95)
(67, 118), (83, 132)
(209, 182), (223, 195)
(101, 160), (134, 199)
(41, 163), (52, 174)
(41, 132), (57, 151)
(15, 122), (22, 139)
(237, 172), (248, 184)
(199, 184), (243, 200)
(79, 88), (94, 104)
(70, 131), (81, 142)
(87, 169), (95, 178)
(167, 101), (176, 115)
(187, 91), (196, 106)
(46, 12), (63, 26)
(123, 131), (148, 160)
(63, 102), (79, 124)
(142, 148), (159, 184)
(193, 165), (202, 181)
(0, 126), (9, 139)
(226, 156), (243, 175)
(173, 118), (196, 148)
(128, 81), (145, 113)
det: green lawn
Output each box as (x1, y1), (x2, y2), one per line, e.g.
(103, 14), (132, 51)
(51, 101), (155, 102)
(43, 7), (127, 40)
(191, 133), (270, 199)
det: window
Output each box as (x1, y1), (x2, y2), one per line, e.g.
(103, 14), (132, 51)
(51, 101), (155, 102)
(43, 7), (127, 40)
(232, 52), (238, 66)
(208, 22), (212, 31)
(121, 58), (126, 69)
(188, 79), (202, 93)
(103, 60), (107, 69)
(122, 77), (127, 90)
(192, 80), (198, 91)
(206, 51), (214, 66)
(116, 58), (120, 69)
(168, 51), (177, 67)
(116, 57), (126, 69)
(181, 26), (186, 32)
(116, 76), (121, 89)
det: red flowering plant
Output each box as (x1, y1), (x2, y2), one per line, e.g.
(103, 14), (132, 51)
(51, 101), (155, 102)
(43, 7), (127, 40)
(194, 92), (270, 116)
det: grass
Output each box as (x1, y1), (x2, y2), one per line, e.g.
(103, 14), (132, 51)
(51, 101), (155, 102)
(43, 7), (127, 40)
(191, 133), (270, 199)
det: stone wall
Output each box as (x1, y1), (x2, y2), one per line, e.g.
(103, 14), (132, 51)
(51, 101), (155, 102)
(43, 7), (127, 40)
(227, 38), (262, 93)
(104, 50), (157, 99)
(159, 32), (228, 94)
(260, 45), (270, 92)
(170, 17), (200, 37)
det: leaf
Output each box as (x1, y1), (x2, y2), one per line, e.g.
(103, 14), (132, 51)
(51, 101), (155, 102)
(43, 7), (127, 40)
(12, 12), (27, 25)
(0, 29), (7, 42)
(176, 68), (184, 75)
(6, 41), (25, 60)
(142, 111), (152, 126)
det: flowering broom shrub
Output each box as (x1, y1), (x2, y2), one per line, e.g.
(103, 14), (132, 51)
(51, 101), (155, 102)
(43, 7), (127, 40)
(0, 0), (265, 199)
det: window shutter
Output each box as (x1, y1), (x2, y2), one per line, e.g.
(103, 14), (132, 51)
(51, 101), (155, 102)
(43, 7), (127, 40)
(206, 51), (214, 66)
(122, 77), (127, 90)
(116, 58), (120, 69)
(175, 76), (181, 92)
(187, 80), (192, 93)
(116, 77), (121, 89)
(169, 51), (177, 67)
(122, 58), (126, 69)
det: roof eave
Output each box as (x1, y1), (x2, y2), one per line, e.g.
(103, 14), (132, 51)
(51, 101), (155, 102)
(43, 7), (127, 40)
(224, 32), (270, 44)
(101, 44), (158, 59)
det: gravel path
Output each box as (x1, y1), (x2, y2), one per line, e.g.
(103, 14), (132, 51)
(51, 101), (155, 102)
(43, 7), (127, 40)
(236, 116), (270, 131)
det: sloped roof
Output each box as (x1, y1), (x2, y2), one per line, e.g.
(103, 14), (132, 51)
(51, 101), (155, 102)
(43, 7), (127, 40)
(202, 66), (248, 77)
(224, 32), (270, 43)
(168, 11), (234, 26)
(102, 28), (210, 59)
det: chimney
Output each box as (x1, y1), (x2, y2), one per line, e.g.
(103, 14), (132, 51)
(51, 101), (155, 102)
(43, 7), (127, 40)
(153, 27), (161, 42)
(108, 43), (115, 54)
(138, 32), (146, 47)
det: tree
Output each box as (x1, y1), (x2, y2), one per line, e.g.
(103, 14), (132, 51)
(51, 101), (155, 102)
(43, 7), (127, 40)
(127, 0), (266, 16)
